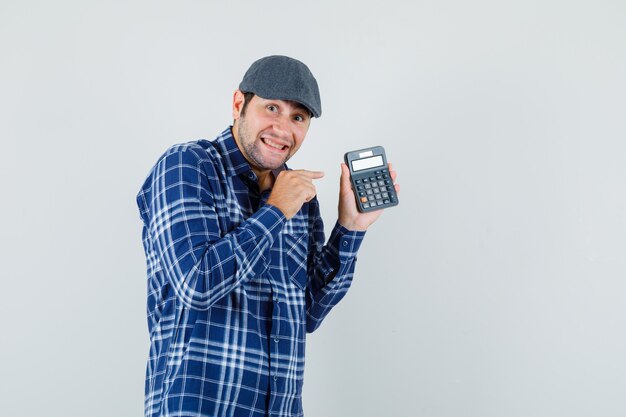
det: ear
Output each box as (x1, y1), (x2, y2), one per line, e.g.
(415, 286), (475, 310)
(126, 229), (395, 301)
(232, 89), (245, 120)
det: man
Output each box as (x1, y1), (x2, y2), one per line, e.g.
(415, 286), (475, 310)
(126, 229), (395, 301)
(137, 55), (399, 417)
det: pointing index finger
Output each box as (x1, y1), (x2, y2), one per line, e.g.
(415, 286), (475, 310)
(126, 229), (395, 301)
(297, 169), (325, 179)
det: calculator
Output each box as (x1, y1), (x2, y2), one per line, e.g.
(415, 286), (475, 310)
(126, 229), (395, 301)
(344, 146), (399, 212)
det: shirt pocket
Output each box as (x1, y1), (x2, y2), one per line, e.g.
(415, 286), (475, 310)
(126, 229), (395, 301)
(283, 231), (309, 290)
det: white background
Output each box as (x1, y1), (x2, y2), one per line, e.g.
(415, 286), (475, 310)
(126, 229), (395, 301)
(1, 1), (625, 416)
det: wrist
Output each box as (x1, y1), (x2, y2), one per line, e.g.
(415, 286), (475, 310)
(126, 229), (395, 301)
(338, 219), (368, 232)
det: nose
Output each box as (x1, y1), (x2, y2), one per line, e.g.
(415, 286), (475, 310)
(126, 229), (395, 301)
(272, 114), (290, 137)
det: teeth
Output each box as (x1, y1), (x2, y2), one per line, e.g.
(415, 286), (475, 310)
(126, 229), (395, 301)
(263, 137), (285, 150)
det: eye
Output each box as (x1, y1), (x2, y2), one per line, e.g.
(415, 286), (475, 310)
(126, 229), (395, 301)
(266, 104), (278, 113)
(294, 114), (304, 122)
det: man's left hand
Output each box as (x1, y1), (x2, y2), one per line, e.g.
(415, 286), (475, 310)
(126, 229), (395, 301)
(338, 162), (400, 232)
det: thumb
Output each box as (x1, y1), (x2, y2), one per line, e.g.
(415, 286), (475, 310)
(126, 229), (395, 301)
(340, 163), (352, 190)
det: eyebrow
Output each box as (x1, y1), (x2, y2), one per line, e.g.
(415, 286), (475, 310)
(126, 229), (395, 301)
(264, 98), (312, 118)
(285, 100), (312, 118)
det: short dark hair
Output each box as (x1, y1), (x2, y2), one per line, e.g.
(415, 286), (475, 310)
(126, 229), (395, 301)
(240, 92), (255, 117)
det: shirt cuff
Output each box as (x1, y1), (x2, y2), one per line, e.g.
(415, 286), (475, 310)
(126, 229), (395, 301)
(328, 221), (366, 259)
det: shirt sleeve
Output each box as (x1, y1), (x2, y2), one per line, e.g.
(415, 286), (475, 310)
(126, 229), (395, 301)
(304, 200), (366, 333)
(142, 144), (285, 311)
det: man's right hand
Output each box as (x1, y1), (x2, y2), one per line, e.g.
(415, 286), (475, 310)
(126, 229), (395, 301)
(267, 170), (325, 219)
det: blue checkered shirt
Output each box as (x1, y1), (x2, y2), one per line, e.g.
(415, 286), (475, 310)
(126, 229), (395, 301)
(137, 127), (365, 417)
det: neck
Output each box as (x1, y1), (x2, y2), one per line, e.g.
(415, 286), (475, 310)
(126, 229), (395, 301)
(254, 168), (274, 193)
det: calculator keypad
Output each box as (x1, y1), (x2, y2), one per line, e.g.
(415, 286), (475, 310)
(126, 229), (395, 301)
(352, 169), (398, 211)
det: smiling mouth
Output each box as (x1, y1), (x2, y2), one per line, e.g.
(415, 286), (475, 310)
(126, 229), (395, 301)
(261, 136), (289, 152)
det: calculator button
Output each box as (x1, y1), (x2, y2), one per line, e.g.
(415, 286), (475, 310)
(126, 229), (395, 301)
(378, 181), (385, 187)
(384, 180), (391, 185)
(374, 194), (382, 200)
(374, 170), (381, 174)
(382, 192), (389, 198)
(366, 190), (373, 195)
(362, 178), (369, 183)
(383, 199), (390, 204)
(376, 199), (383, 205)
(383, 174), (389, 179)
(356, 185), (364, 191)
(355, 179), (362, 184)
(382, 169), (388, 173)
(360, 197), (368, 203)
(376, 175), (382, 180)
(369, 176), (376, 181)
(365, 184), (371, 189)
(362, 203), (370, 208)
(358, 191), (366, 197)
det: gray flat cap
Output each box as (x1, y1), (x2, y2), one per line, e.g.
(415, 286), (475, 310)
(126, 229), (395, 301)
(239, 55), (322, 118)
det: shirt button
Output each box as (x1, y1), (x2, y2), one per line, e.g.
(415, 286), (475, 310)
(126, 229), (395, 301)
(342, 240), (348, 247)
(273, 375), (278, 381)
(274, 338), (279, 343)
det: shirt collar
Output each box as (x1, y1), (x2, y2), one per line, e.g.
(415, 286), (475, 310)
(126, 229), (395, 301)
(215, 126), (287, 180)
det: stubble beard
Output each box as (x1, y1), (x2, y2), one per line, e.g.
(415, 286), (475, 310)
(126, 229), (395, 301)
(237, 116), (289, 171)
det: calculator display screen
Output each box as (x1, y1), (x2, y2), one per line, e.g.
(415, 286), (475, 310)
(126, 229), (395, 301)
(351, 155), (384, 172)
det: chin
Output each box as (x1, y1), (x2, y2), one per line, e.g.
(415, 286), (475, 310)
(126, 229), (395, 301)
(259, 152), (291, 170)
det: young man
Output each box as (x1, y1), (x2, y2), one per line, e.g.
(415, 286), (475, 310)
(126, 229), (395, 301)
(137, 55), (399, 417)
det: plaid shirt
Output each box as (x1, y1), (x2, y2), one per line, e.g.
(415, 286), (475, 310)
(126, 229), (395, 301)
(137, 127), (365, 417)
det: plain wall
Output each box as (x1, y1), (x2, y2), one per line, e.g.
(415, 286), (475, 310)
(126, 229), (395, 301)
(1, 1), (625, 416)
